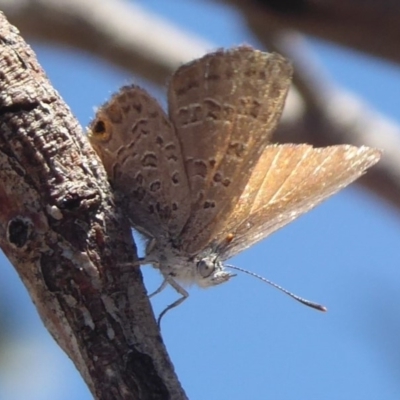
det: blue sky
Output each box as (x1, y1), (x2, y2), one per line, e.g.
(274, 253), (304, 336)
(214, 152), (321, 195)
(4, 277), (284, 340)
(1, 1), (400, 399)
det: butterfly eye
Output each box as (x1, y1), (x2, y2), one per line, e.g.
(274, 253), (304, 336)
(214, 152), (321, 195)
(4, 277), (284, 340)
(197, 259), (215, 278)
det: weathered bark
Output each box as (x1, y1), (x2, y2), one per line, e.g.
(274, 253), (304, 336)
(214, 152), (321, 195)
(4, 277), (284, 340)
(0, 12), (186, 400)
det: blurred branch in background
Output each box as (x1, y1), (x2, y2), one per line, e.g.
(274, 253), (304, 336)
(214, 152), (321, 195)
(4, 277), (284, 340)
(225, 0), (400, 67)
(2, 0), (399, 213)
(1, 0), (210, 85)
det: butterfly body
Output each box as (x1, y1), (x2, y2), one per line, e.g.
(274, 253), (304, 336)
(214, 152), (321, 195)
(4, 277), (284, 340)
(144, 235), (233, 288)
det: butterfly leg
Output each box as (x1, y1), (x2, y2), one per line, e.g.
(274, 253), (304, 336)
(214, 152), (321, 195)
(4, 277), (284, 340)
(156, 276), (189, 327)
(148, 278), (168, 298)
(118, 237), (160, 268)
(117, 257), (149, 269)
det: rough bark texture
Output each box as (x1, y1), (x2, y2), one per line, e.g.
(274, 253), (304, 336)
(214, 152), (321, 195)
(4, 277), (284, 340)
(0, 12), (186, 400)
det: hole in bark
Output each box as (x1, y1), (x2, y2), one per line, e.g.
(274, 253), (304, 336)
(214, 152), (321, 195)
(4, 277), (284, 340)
(7, 217), (31, 248)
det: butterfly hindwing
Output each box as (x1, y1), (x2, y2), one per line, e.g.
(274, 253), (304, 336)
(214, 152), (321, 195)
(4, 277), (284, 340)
(88, 86), (191, 237)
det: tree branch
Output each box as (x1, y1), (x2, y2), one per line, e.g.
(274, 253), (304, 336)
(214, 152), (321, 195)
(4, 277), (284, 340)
(0, 12), (186, 400)
(225, 0), (400, 66)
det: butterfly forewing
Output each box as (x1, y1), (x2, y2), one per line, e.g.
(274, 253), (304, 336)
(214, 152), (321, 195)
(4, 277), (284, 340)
(88, 86), (191, 237)
(168, 47), (293, 253)
(217, 144), (381, 260)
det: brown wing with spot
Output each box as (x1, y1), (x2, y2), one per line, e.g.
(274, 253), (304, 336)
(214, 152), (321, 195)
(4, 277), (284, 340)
(88, 85), (191, 238)
(215, 144), (381, 261)
(168, 47), (293, 253)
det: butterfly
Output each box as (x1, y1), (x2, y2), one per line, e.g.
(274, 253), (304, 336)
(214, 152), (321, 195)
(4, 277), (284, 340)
(88, 46), (381, 323)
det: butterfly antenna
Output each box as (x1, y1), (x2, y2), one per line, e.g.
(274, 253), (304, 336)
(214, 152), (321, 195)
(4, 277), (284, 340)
(225, 264), (327, 312)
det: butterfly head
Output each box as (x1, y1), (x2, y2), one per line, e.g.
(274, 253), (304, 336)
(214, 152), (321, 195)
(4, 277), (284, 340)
(195, 254), (235, 288)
